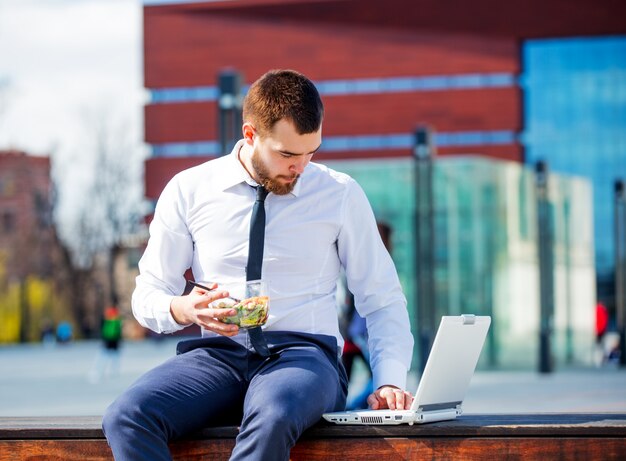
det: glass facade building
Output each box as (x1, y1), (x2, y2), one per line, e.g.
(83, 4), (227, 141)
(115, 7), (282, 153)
(325, 157), (596, 370)
(522, 36), (626, 283)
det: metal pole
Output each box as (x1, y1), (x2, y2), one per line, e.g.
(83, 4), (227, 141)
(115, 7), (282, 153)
(218, 70), (244, 156)
(19, 277), (29, 343)
(482, 185), (497, 368)
(564, 199), (574, 364)
(536, 161), (554, 373)
(414, 126), (436, 373)
(614, 179), (626, 366)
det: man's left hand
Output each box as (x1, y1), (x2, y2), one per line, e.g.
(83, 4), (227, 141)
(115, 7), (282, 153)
(366, 385), (413, 410)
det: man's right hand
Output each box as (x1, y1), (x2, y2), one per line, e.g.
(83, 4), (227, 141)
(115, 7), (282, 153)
(170, 283), (240, 336)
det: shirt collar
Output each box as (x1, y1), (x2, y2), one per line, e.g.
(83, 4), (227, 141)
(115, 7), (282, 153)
(216, 139), (302, 197)
(214, 140), (253, 192)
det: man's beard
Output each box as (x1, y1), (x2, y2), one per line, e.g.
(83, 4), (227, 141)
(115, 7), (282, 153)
(250, 148), (299, 195)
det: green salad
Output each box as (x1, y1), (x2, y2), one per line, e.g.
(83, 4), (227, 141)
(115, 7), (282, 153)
(217, 296), (269, 328)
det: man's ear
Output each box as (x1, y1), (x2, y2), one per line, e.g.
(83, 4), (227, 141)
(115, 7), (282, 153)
(242, 123), (255, 145)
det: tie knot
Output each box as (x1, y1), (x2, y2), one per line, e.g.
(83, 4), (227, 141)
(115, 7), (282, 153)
(256, 185), (269, 202)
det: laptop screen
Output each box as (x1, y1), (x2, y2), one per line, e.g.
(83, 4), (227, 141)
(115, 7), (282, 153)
(410, 315), (491, 412)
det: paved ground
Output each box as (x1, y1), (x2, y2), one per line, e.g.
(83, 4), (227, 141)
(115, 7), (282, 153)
(1, 339), (625, 417)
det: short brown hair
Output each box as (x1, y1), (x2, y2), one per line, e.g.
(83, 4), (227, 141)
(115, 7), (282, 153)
(242, 69), (324, 136)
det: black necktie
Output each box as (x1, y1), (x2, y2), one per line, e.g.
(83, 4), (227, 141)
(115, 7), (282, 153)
(246, 185), (270, 357)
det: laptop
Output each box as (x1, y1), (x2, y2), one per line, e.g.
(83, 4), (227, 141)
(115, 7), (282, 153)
(323, 314), (490, 425)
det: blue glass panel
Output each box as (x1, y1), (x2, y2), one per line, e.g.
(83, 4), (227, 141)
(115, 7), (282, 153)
(317, 131), (516, 152)
(151, 141), (220, 157)
(148, 72), (516, 104)
(149, 86), (219, 103)
(522, 36), (626, 275)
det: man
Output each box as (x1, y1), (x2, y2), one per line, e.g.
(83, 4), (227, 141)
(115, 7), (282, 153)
(102, 69), (414, 461)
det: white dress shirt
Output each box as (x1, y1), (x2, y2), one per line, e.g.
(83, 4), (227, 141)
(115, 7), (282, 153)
(133, 141), (414, 389)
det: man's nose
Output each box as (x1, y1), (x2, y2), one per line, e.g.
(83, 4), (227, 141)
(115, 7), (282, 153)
(290, 157), (308, 175)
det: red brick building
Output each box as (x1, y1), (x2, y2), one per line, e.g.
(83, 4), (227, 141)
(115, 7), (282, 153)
(0, 150), (56, 280)
(142, 0), (626, 200)
(0, 150), (68, 342)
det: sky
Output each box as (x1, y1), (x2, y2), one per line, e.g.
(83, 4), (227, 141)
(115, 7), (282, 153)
(0, 0), (144, 154)
(0, 0), (146, 240)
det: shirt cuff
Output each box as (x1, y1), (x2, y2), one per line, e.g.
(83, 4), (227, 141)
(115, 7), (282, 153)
(154, 292), (192, 334)
(371, 358), (409, 391)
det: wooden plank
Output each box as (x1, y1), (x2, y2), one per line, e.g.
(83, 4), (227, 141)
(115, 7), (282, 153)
(2, 437), (626, 461)
(301, 413), (626, 438)
(1, 414), (625, 461)
(3, 414), (626, 440)
(0, 440), (112, 461)
(290, 438), (626, 461)
(0, 416), (105, 440)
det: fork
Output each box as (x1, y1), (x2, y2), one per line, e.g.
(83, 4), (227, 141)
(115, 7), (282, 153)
(187, 280), (241, 302)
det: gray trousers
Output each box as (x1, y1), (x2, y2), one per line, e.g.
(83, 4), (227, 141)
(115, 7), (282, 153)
(102, 331), (348, 461)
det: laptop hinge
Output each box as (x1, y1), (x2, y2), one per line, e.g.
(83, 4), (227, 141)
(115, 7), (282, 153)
(461, 314), (476, 325)
(419, 401), (463, 412)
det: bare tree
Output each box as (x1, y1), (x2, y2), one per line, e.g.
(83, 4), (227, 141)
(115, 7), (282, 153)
(53, 107), (146, 327)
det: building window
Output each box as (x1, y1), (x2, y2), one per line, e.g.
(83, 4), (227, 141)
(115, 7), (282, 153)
(0, 176), (16, 197)
(2, 211), (15, 233)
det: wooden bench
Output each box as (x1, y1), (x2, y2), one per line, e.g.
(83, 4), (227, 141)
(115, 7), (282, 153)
(2, 414), (626, 460)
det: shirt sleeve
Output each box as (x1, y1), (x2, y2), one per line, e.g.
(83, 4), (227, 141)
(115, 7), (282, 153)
(131, 175), (194, 334)
(337, 179), (414, 390)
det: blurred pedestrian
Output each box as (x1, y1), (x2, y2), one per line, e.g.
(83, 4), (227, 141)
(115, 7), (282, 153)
(89, 306), (123, 382)
(55, 321), (73, 344)
(342, 305), (374, 409)
(40, 318), (55, 347)
(595, 301), (609, 366)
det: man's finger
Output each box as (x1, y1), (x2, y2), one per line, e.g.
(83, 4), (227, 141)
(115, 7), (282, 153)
(190, 290), (228, 310)
(202, 320), (239, 336)
(208, 307), (237, 319)
(384, 389), (396, 410)
(394, 389), (405, 410)
(367, 393), (380, 410)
